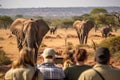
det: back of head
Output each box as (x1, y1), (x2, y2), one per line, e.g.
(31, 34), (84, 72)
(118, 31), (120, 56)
(74, 48), (88, 62)
(62, 49), (74, 60)
(95, 47), (110, 64)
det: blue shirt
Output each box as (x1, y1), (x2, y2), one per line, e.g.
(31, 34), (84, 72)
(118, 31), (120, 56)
(37, 63), (65, 80)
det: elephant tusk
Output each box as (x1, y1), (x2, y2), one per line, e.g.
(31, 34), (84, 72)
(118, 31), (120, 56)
(35, 42), (38, 48)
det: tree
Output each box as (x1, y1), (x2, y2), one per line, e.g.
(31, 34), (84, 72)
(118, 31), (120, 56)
(15, 14), (23, 18)
(105, 12), (120, 31)
(90, 8), (108, 15)
(89, 8), (109, 31)
(0, 16), (13, 29)
(62, 19), (74, 29)
(72, 16), (83, 21)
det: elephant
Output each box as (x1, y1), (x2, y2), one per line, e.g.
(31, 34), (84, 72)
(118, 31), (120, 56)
(50, 26), (57, 34)
(101, 27), (112, 38)
(73, 20), (94, 44)
(10, 18), (50, 63)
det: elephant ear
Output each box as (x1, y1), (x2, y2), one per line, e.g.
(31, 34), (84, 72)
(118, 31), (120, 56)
(73, 20), (84, 29)
(35, 19), (50, 37)
(85, 20), (94, 28)
(10, 18), (26, 36)
(73, 20), (81, 28)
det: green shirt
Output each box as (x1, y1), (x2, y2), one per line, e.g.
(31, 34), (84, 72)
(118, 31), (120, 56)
(78, 64), (120, 80)
(64, 64), (91, 80)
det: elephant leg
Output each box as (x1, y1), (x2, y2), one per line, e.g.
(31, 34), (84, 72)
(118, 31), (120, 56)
(77, 32), (81, 44)
(81, 34), (84, 44)
(34, 48), (38, 64)
(17, 38), (22, 51)
(85, 35), (88, 44)
(52, 30), (54, 34)
(102, 33), (105, 38)
(50, 30), (52, 34)
(79, 35), (82, 44)
(79, 34), (82, 44)
(102, 33), (104, 37)
(105, 33), (107, 38)
(53, 30), (55, 34)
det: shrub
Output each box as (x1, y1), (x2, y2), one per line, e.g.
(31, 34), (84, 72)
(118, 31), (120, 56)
(0, 49), (12, 65)
(99, 36), (120, 55)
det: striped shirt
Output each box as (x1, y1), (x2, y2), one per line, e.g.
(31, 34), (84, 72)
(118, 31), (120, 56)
(37, 63), (65, 80)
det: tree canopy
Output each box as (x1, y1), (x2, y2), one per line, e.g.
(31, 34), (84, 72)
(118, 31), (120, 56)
(90, 8), (108, 14)
(0, 16), (13, 29)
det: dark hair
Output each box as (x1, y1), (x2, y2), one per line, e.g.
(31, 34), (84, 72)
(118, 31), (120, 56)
(95, 47), (110, 64)
(62, 50), (75, 62)
(74, 49), (88, 62)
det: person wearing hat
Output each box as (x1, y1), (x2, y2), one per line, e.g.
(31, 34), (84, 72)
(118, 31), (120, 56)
(78, 47), (120, 80)
(37, 48), (65, 80)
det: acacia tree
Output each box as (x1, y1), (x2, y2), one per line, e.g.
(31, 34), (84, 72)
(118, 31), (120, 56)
(90, 8), (108, 14)
(90, 8), (109, 31)
(105, 12), (120, 31)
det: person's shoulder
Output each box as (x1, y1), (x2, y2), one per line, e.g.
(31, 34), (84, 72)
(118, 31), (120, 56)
(5, 68), (14, 78)
(78, 69), (95, 80)
(52, 65), (64, 72)
(81, 68), (95, 76)
(37, 63), (42, 67)
(25, 64), (35, 70)
(64, 65), (74, 70)
(83, 64), (92, 68)
(54, 65), (63, 70)
(111, 67), (120, 73)
(4, 69), (13, 80)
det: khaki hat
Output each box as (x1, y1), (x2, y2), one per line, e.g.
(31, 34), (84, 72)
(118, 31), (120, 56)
(42, 48), (56, 58)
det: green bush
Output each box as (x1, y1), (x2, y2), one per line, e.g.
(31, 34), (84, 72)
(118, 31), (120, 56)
(99, 36), (120, 55)
(0, 49), (12, 65)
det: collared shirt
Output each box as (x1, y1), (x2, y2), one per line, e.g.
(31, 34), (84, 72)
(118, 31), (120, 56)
(78, 64), (120, 80)
(37, 62), (65, 80)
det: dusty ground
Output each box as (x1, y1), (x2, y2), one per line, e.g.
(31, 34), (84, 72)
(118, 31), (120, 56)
(0, 28), (120, 79)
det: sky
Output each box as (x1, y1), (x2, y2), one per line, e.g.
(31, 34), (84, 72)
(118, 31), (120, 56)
(0, 0), (120, 8)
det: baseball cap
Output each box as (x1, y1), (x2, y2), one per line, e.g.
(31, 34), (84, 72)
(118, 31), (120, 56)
(95, 47), (110, 64)
(42, 48), (56, 58)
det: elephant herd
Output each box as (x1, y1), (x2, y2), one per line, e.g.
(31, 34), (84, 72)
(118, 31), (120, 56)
(10, 18), (112, 63)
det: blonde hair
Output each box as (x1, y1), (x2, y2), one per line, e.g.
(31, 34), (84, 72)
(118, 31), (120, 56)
(12, 48), (35, 68)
